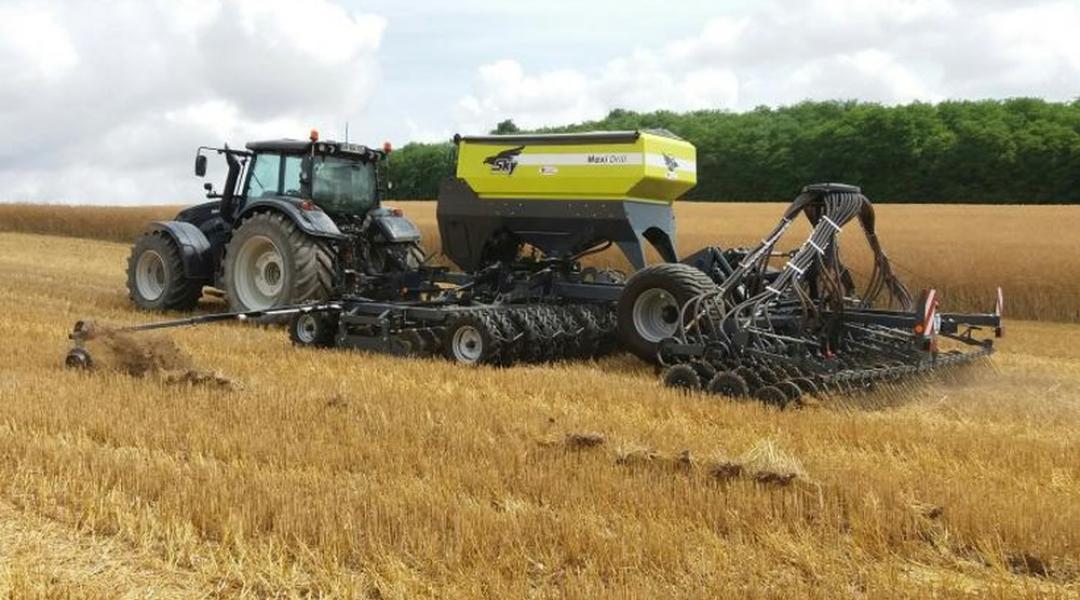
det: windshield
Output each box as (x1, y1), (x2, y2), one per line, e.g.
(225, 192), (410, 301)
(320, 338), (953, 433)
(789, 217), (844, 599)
(311, 155), (377, 214)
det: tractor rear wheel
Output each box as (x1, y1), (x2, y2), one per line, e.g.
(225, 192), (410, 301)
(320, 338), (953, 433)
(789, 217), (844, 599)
(127, 231), (203, 311)
(223, 212), (335, 315)
(371, 241), (425, 273)
(617, 263), (718, 362)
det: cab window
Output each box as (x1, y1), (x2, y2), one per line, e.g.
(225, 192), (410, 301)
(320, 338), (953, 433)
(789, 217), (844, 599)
(247, 153), (281, 198)
(282, 155), (304, 197)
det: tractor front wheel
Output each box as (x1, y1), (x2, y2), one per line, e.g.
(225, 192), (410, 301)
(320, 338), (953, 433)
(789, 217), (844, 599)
(223, 212), (335, 314)
(126, 231), (203, 311)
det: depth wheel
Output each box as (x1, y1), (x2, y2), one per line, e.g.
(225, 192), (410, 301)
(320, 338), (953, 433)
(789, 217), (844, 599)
(64, 348), (93, 370)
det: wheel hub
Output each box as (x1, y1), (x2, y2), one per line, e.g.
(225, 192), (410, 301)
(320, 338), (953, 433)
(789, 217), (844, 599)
(295, 314), (318, 344)
(234, 235), (285, 310)
(134, 250), (166, 301)
(632, 288), (680, 342)
(451, 325), (484, 364)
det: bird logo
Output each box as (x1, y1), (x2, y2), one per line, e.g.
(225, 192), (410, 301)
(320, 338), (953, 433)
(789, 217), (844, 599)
(483, 146), (525, 175)
(662, 153), (679, 172)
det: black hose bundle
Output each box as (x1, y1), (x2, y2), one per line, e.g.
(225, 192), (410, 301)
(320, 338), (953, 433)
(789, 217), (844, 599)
(677, 186), (912, 352)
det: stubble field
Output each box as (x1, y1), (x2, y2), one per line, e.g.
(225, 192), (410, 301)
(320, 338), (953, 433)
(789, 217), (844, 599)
(0, 202), (1078, 598)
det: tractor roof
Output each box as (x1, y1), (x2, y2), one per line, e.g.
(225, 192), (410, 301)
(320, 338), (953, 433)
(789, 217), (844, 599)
(453, 129), (684, 146)
(245, 139), (375, 156)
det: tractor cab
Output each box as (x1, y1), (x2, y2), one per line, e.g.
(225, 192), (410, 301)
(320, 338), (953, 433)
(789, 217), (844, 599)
(195, 131), (386, 223)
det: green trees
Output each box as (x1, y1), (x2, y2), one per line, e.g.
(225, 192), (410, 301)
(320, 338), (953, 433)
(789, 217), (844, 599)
(384, 141), (455, 200)
(385, 99), (1080, 203)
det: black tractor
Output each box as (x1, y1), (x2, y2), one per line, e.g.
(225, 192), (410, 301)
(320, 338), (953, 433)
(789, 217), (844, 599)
(126, 132), (424, 313)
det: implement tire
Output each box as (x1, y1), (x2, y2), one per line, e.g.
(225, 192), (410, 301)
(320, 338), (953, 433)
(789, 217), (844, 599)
(443, 312), (501, 366)
(127, 231), (203, 311)
(288, 311), (339, 348)
(223, 212), (335, 317)
(617, 263), (718, 363)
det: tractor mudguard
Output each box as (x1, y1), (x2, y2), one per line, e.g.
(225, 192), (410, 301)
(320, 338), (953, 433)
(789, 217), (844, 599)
(237, 198), (347, 241)
(372, 213), (422, 243)
(147, 221), (214, 280)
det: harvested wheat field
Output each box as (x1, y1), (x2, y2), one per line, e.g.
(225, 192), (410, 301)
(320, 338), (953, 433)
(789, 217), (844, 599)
(3, 201), (1078, 321)
(0, 203), (1078, 597)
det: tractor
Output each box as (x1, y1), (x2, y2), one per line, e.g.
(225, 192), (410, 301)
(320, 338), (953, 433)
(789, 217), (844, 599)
(126, 131), (424, 314)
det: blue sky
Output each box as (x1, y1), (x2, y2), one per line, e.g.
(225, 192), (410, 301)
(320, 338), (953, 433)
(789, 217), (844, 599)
(0, 0), (1077, 204)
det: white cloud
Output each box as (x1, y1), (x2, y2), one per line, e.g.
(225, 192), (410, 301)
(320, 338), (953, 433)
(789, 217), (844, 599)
(2, 0), (1079, 204)
(0, 0), (385, 205)
(454, 0), (1080, 133)
(0, 5), (78, 80)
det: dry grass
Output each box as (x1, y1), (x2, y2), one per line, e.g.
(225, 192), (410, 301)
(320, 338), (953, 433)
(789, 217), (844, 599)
(0, 203), (182, 244)
(0, 230), (1078, 598)
(2, 201), (1077, 321)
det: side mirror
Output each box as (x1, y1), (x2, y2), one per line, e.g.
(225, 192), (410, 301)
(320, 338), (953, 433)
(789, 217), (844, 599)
(194, 154), (207, 177)
(203, 182), (214, 193)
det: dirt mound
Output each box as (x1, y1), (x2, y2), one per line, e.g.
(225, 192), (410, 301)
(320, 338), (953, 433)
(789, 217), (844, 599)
(78, 321), (191, 376)
(565, 432), (606, 450)
(74, 321), (237, 389)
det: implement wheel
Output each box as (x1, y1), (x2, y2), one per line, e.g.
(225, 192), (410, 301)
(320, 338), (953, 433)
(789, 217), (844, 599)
(64, 348), (93, 370)
(617, 263), (718, 363)
(288, 312), (339, 348)
(127, 231), (203, 311)
(443, 313), (501, 366)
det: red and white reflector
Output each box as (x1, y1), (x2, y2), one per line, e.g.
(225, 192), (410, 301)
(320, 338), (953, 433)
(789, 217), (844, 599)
(920, 288), (940, 338)
(994, 286), (1005, 338)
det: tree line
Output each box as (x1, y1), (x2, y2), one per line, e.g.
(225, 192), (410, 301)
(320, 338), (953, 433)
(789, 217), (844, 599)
(385, 99), (1080, 203)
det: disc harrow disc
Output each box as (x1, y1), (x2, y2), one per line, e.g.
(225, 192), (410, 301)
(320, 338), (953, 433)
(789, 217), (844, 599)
(663, 364), (701, 391)
(707, 371), (750, 398)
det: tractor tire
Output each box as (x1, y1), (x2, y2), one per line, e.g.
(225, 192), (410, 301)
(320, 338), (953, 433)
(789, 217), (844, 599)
(403, 242), (425, 269)
(223, 212), (335, 315)
(371, 241), (425, 273)
(617, 263), (718, 363)
(127, 230), (203, 311)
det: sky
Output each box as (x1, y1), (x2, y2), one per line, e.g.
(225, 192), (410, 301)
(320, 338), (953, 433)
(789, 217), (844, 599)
(1, 0), (1078, 205)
